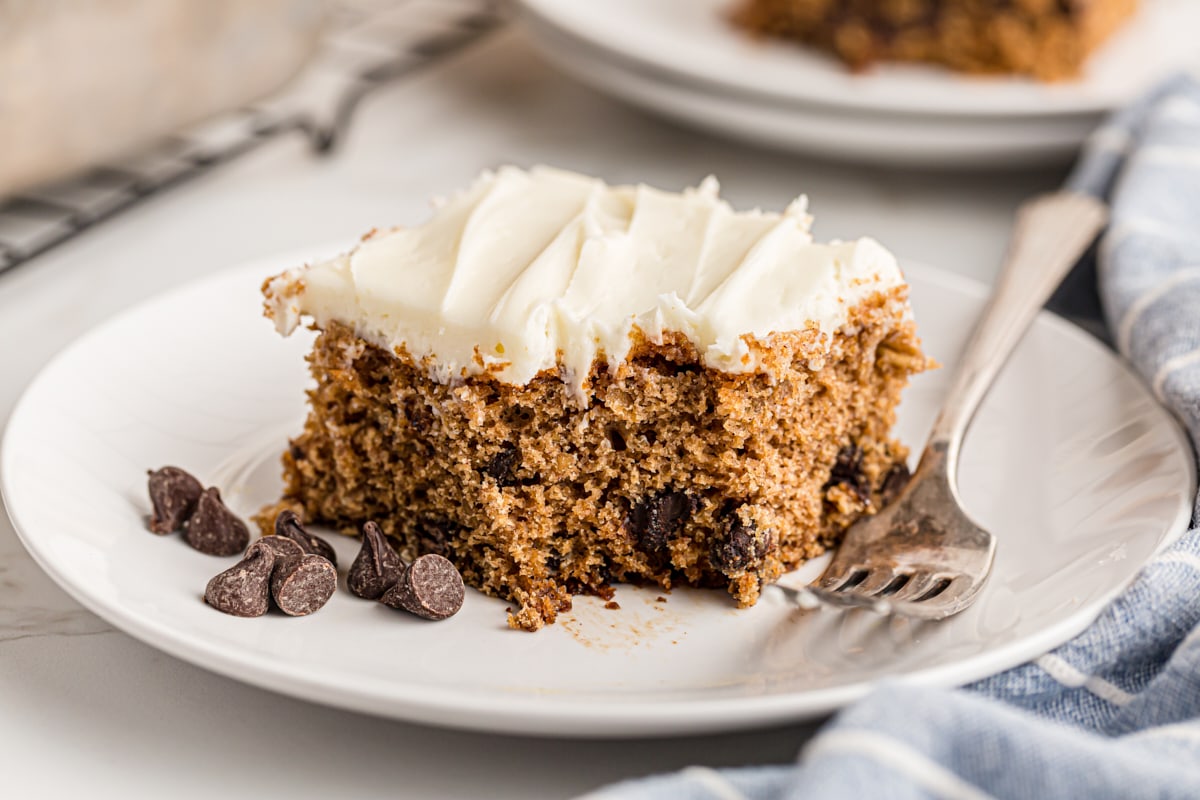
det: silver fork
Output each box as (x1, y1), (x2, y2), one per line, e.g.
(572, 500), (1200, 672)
(803, 192), (1109, 620)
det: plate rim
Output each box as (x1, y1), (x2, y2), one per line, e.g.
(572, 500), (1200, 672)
(523, 17), (1092, 166)
(517, 0), (1194, 120)
(3, 250), (1195, 738)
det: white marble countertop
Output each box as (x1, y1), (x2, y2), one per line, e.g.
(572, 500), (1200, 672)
(0, 28), (1066, 800)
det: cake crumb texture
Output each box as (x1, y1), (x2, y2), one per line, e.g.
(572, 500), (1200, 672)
(264, 288), (928, 631)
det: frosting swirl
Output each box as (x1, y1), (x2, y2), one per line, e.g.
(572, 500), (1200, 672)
(264, 165), (905, 396)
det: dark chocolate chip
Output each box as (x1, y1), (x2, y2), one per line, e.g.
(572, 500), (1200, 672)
(484, 443), (521, 487)
(274, 509), (338, 567)
(880, 461), (912, 505)
(250, 535), (305, 560)
(627, 490), (695, 557)
(204, 540), (276, 617)
(828, 444), (863, 485)
(185, 488), (250, 556)
(348, 520), (405, 600)
(147, 466), (203, 534)
(711, 505), (769, 574)
(381, 554), (464, 620)
(271, 553), (337, 616)
(825, 444), (869, 503)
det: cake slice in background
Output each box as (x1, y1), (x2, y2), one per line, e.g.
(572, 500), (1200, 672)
(732, 0), (1138, 81)
(261, 166), (929, 630)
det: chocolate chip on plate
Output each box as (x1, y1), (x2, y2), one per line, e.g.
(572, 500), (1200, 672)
(251, 535), (305, 560)
(271, 553), (337, 616)
(274, 509), (338, 567)
(204, 540), (277, 617)
(348, 520), (405, 600)
(185, 487), (250, 556)
(381, 553), (464, 621)
(147, 466), (203, 534)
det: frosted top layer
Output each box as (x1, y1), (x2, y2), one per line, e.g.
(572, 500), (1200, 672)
(264, 165), (905, 395)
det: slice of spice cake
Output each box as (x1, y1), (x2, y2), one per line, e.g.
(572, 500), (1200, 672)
(733, 0), (1137, 81)
(262, 166), (929, 631)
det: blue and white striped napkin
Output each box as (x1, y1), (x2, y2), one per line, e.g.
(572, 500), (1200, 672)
(586, 74), (1200, 800)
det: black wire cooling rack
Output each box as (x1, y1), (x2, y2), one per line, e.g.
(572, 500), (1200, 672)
(0, 0), (505, 275)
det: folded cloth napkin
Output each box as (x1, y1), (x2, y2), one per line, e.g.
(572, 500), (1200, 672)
(585, 74), (1200, 800)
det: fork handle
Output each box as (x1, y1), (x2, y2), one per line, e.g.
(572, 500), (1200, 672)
(921, 192), (1109, 484)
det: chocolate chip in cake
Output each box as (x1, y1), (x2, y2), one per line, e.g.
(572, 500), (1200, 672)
(381, 554), (464, 621)
(250, 535), (305, 560)
(147, 466), (203, 534)
(348, 520), (405, 600)
(274, 509), (338, 567)
(828, 444), (863, 485)
(416, 516), (458, 559)
(483, 443), (521, 488)
(185, 487), (251, 556)
(271, 553), (337, 616)
(880, 461), (912, 506)
(826, 444), (870, 503)
(204, 540), (277, 617)
(711, 505), (771, 574)
(628, 490), (696, 557)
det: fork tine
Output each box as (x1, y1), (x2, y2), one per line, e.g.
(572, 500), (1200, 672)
(888, 571), (942, 603)
(850, 568), (904, 598)
(898, 575), (982, 619)
(931, 574), (970, 600)
(807, 585), (889, 613)
(815, 564), (865, 590)
(926, 575), (982, 609)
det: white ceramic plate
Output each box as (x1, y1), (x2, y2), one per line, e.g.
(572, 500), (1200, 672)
(519, 0), (1200, 118)
(522, 18), (1098, 167)
(2, 249), (1194, 738)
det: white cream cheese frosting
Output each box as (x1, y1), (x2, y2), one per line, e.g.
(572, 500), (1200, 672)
(264, 165), (905, 395)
